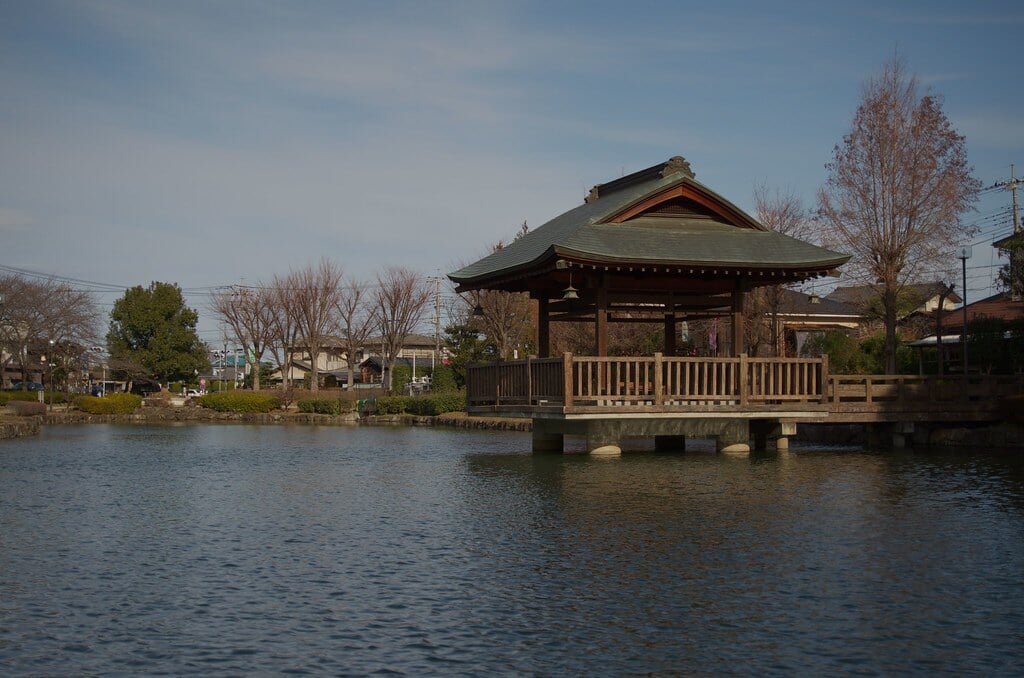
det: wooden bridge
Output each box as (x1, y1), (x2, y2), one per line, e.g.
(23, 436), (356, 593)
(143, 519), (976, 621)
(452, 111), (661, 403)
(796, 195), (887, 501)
(466, 354), (1023, 454)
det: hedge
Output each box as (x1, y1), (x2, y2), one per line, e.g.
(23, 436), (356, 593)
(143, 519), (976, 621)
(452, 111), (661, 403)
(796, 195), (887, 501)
(0, 391), (68, 405)
(9, 400), (46, 416)
(77, 393), (143, 414)
(375, 392), (466, 416)
(196, 391), (281, 413)
(375, 396), (411, 415)
(297, 397), (356, 415)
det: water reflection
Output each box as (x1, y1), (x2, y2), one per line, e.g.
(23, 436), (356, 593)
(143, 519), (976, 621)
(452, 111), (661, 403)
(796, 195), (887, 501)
(1, 425), (1022, 675)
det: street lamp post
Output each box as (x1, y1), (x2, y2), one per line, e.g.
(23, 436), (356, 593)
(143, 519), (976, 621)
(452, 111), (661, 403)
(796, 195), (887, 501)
(47, 338), (55, 411)
(959, 247), (971, 377)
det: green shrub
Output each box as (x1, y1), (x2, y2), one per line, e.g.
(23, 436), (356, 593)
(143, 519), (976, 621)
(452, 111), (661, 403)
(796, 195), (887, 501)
(375, 396), (411, 414)
(296, 397), (356, 415)
(430, 364), (458, 393)
(375, 392), (466, 416)
(408, 392), (466, 415)
(196, 391), (281, 413)
(9, 400), (46, 416)
(77, 393), (143, 414)
(1, 390), (69, 405)
(1, 391), (40, 405)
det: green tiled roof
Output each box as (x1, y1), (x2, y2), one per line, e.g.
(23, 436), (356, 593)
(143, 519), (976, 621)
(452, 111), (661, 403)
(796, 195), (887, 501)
(449, 158), (849, 286)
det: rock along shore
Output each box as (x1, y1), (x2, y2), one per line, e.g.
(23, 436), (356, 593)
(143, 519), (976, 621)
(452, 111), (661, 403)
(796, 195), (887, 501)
(5, 407), (1021, 447)
(11, 407), (533, 434)
(0, 417), (41, 440)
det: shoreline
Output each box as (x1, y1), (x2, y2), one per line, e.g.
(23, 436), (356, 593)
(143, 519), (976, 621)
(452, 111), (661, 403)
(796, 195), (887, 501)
(2, 407), (1020, 448)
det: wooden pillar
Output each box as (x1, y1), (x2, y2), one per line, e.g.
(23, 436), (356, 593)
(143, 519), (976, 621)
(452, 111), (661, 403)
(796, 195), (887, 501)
(664, 314), (676, 356)
(537, 297), (550, 358)
(731, 279), (747, 357)
(595, 280), (608, 357)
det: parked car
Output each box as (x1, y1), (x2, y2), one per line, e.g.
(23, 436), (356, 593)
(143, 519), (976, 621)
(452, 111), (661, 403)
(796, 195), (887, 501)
(10, 381), (44, 391)
(186, 389), (201, 398)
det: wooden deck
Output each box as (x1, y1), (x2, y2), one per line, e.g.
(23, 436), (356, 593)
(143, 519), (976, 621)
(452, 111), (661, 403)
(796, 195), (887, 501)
(466, 353), (1023, 424)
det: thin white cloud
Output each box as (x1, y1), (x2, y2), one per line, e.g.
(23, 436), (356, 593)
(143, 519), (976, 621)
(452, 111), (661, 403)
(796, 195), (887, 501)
(0, 208), (35, 235)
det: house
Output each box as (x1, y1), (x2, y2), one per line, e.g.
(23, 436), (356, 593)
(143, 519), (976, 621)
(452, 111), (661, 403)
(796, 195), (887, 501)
(273, 337), (350, 386)
(826, 281), (960, 316)
(825, 281), (961, 340)
(365, 333), (440, 363)
(939, 291), (1024, 330)
(906, 292), (1024, 374)
(773, 289), (863, 356)
(274, 333), (440, 387)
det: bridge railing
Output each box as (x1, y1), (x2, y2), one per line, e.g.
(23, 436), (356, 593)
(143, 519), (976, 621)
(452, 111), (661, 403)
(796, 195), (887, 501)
(828, 374), (1024, 404)
(467, 353), (829, 410)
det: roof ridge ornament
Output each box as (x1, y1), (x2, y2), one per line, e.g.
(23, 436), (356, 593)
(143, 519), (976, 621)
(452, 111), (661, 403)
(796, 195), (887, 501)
(661, 155), (694, 179)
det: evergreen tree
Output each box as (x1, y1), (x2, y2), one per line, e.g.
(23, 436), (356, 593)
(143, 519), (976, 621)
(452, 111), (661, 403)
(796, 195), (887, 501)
(107, 282), (210, 384)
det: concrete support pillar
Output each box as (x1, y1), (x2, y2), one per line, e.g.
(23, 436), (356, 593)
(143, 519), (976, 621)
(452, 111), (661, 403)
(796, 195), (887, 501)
(654, 435), (686, 451)
(585, 419), (622, 456)
(716, 420), (750, 454)
(892, 421), (915, 449)
(868, 422), (916, 449)
(588, 440), (622, 456)
(776, 420), (797, 451)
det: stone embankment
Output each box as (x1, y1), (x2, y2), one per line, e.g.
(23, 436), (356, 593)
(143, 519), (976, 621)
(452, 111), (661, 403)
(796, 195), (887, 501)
(0, 417), (40, 440)
(32, 407), (532, 432)
(6, 404), (1021, 447)
(363, 411), (531, 431)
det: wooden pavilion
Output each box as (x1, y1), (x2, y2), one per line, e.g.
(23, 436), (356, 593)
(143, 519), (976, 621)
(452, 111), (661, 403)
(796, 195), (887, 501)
(450, 156), (849, 358)
(448, 157), (851, 454)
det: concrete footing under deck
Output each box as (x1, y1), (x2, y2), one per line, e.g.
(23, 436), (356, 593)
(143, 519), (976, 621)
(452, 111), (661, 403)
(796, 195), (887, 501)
(868, 421), (926, 449)
(531, 416), (802, 456)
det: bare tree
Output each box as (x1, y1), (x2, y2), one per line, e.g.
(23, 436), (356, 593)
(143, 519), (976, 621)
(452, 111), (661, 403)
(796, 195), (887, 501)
(210, 285), (275, 390)
(460, 288), (534, 360)
(748, 184), (812, 356)
(288, 259), (344, 392)
(335, 276), (375, 390)
(818, 56), (981, 373)
(374, 267), (431, 390)
(454, 226), (535, 361)
(266, 273), (302, 390)
(0, 274), (98, 389)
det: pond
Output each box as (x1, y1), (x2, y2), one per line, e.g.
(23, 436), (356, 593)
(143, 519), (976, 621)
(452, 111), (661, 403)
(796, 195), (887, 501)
(2, 424), (1023, 675)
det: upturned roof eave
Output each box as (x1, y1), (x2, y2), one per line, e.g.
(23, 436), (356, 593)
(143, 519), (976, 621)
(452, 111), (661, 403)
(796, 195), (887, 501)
(549, 246), (851, 272)
(451, 243), (850, 292)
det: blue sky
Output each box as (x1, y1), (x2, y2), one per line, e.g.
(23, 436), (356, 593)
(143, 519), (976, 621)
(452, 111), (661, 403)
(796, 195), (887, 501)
(1, 0), (1021, 341)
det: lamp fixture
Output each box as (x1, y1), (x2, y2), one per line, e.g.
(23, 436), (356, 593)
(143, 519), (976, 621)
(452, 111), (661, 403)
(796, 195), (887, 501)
(472, 303), (485, 317)
(562, 270), (579, 300)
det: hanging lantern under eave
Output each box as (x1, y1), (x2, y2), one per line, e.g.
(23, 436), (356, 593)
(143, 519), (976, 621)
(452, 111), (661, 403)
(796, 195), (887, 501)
(562, 284), (579, 300)
(472, 304), (485, 316)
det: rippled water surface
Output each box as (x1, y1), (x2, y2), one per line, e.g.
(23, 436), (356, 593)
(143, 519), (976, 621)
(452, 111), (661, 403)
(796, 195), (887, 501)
(2, 424), (1024, 675)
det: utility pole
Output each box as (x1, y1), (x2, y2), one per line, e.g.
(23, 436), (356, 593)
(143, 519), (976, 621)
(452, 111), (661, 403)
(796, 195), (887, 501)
(428, 274), (441, 370)
(993, 164), (1023, 298)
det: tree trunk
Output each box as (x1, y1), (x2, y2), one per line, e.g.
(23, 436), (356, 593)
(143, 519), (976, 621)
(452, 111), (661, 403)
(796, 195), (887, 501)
(250, 355), (260, 391)
(884, 284), (899, 374)
(309, 346), (320, 392)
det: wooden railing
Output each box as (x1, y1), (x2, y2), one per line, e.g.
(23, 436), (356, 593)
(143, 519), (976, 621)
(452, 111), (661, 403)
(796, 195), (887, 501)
(467, 353), (829, 410)
(466, 353), (1023, 419)
(828, 374), (1024, 405)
